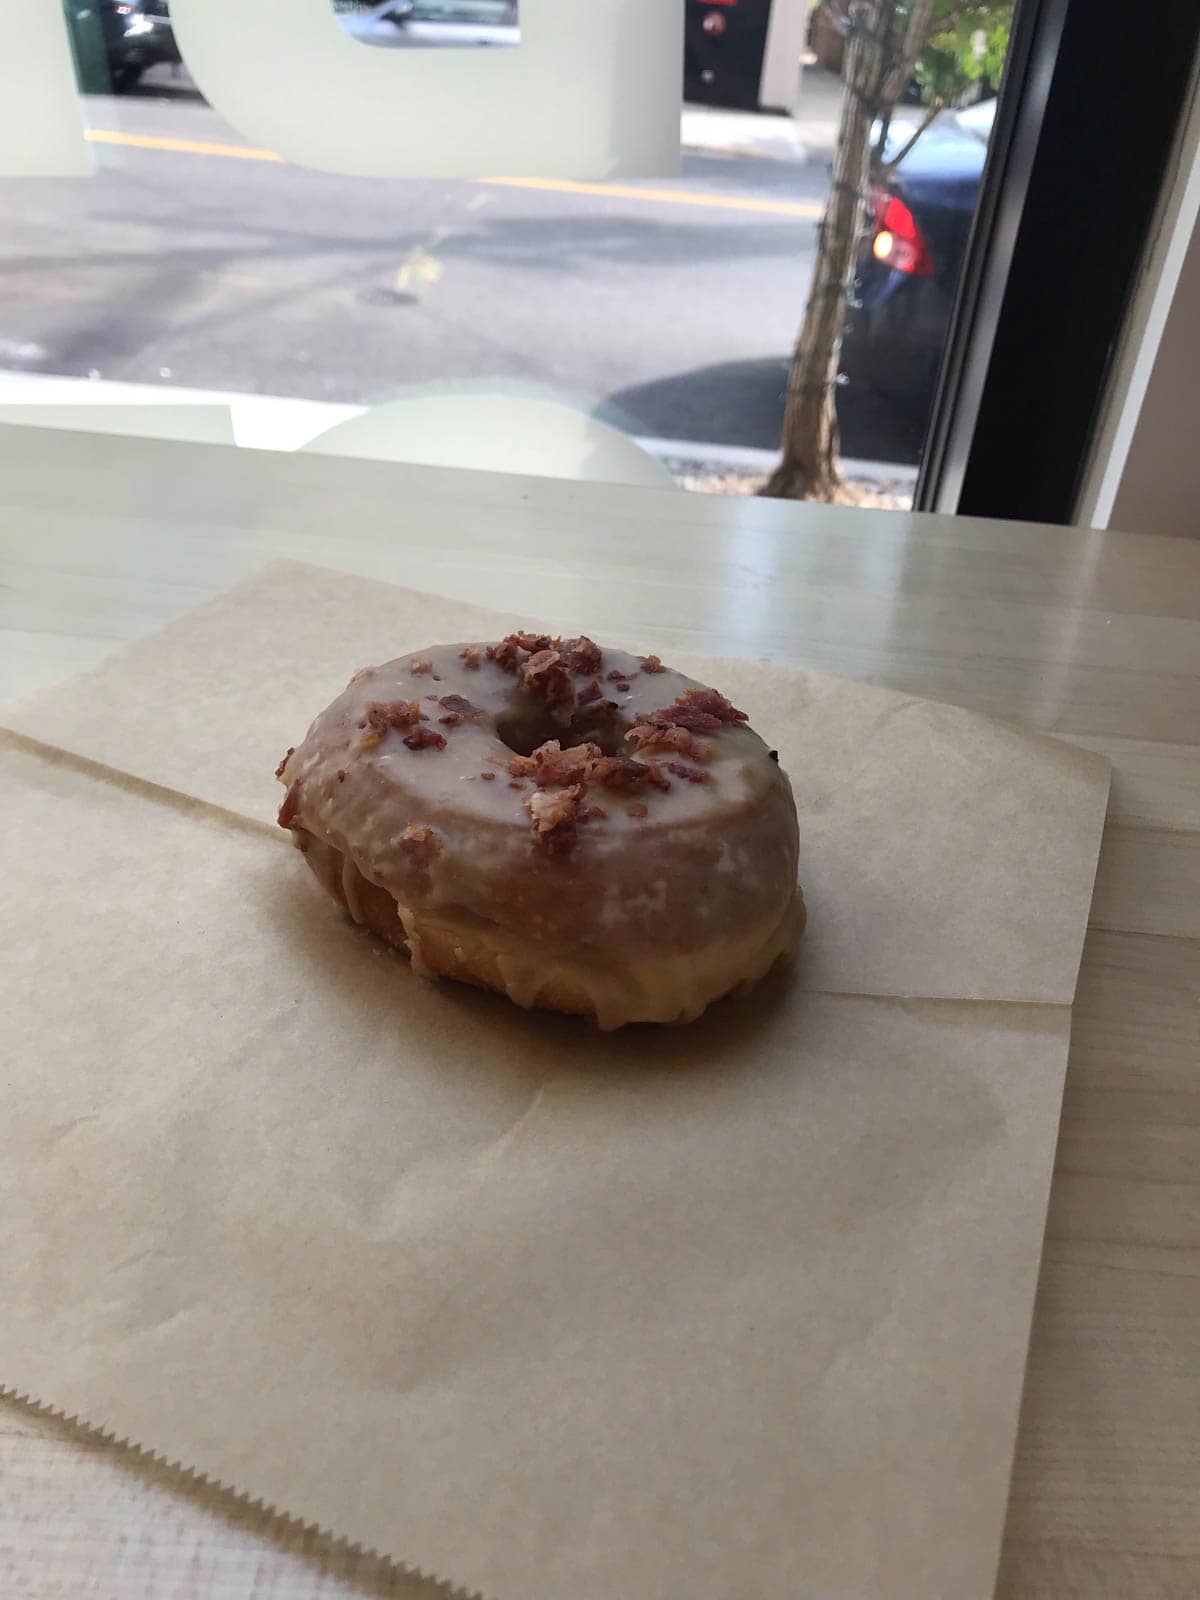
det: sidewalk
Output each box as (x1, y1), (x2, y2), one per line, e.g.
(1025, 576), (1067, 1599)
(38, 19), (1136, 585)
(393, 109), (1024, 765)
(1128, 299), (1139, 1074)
(682, 67), (844, 164)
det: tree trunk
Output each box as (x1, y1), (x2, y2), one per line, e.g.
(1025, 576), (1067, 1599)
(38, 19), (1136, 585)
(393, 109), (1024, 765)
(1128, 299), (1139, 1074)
(763, 0), (934, 501)
(761, 60), (875, 500)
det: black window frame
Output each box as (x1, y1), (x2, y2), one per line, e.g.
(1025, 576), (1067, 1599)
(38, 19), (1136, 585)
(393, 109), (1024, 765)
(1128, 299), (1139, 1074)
(917, 0), (1200, 525)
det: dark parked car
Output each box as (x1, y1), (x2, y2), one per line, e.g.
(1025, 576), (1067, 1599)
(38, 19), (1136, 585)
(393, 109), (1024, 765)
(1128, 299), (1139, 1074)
(839, 100), (994, 463)
(67, 0), (180, 92)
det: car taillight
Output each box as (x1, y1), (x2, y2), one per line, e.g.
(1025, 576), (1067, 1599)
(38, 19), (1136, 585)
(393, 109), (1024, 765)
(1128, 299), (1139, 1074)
(870, 189), (935, 277)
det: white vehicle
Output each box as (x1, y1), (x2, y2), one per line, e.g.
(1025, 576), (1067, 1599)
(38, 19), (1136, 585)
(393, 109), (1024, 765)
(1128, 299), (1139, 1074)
(338, 0), (519, 49)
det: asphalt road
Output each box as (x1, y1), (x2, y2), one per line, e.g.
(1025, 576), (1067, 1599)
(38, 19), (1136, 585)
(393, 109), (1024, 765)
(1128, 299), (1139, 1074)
(0, 84), (836, 451)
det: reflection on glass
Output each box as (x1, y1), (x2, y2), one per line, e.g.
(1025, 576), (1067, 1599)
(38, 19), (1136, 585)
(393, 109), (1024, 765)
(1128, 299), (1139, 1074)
(334, 0), (520, 51)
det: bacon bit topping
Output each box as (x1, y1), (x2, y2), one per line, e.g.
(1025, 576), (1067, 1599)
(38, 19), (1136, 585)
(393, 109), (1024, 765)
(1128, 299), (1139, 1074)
(459, 646), (482, 670)
(577, 803), (608, 823)
(626, 803), (649, 819)
(649, 686), (748, 733)
(274, 746), (294, 780)
(439, 713), (462, 727)
(558, 635), (602, 674)
(645, 763), (672, 792)
(337, 769), (346, 783)
(479, 770), (496, 781)
(605, 669), (627, 683)
(684, 687), (748, 722)
(614, 680), (631, 693)
(438, 694), (481, 719)
(508, 779), (525, 790)
(590, 755), (652, 791)
(625, 721), (706, 759)
(509, 739), (603, 788)
(399, 822), (442, 864)
(483, 630), (598, 681)
(487, 637), (523, 671)
(522, 648), (575, 707)
(525, 785), (583, 855)
(409, 659), (433, 676)
(666, 761), (711, 784)
(654, 705), (720, 732)
(511, 630), (553, 653)
(359, 698), (426, 747)
(277, 781), (302, 830)
(403, 726), (447, 752)
(640, 654), (666, 673)
(578, 678), (604, 705)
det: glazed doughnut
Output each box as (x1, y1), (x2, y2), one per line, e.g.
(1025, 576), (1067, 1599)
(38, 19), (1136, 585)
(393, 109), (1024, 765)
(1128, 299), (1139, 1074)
(275, 632), (803, 1028)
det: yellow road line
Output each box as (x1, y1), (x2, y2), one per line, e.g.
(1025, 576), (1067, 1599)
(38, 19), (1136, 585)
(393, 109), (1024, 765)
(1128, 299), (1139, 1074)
(83, 127), (822, 218)
(85, 127), (283, 161)
(481, 174), (823, 218)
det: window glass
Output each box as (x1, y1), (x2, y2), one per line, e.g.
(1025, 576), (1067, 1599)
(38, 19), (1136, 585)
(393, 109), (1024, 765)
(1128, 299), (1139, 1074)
(8, 2), (1014, 506)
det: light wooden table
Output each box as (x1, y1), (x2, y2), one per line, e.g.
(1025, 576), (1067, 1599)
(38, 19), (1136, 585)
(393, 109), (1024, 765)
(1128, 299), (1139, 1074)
(1, 427), (1196, 1599)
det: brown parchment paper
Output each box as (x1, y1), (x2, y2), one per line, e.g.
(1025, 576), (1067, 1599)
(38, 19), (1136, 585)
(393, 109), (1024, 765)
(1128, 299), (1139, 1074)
(0, 562), (1111, 1600)
(0, 560), (1109, 1004)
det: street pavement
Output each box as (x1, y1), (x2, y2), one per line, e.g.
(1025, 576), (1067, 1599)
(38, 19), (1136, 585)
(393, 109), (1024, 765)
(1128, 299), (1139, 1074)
(0, 78), (891, 456)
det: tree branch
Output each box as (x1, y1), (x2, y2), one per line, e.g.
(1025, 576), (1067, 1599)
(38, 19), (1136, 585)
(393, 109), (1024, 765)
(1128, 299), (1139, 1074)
(882, 0), (938, 103)
(880, 96), (945, 172)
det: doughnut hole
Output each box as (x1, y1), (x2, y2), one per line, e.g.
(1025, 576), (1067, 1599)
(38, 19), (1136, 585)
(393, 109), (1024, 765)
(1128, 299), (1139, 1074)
(494, 696), (628, 757)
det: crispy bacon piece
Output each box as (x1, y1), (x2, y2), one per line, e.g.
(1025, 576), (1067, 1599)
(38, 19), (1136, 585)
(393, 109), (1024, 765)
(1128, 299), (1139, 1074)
(409, 659), (433, 676)
(626, 803), (649, 819)
(648, 686), (748, 733)
(656, 705), (721, 732)
(640, 654), (666, 673)
(682, 687), (747, 722)
(525, 785), (583, 855)
(277, 781), (302, 829)
(590, 755), (651, 792)
(625, 721), (705, 759)
(666, 761), (711, 784)
(578, 678), (604, 706)
(487, 637), (523, 671)
(605, 669), (627, 683)
(577, 803), (608, 823)
(403, 726), (447, 752)
(399, 822), (442, 864)
(508, 739), (602, 788)
(336, 769), (347, 782)
(459, 646), (482, 670)
(438, 694), (481, 719)
(479, 770), (496, 781)
(558, 635), (602, 675)
(511, 630), (553, 653)
(274, 746), (294, 780)
(359, 698), (426, 747)
(438, 714), (462, 726)
(522, 648), (575, 707)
